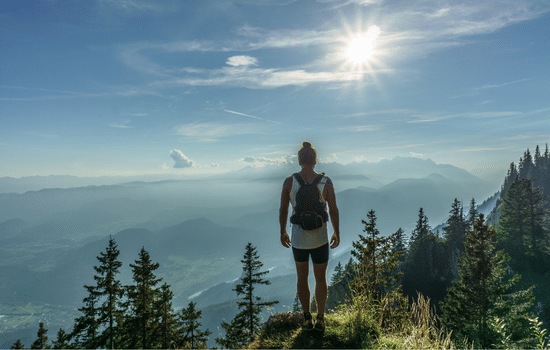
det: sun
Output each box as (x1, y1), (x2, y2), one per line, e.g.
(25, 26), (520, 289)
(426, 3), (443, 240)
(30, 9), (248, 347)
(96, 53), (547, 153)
(345, 26), (381, 64)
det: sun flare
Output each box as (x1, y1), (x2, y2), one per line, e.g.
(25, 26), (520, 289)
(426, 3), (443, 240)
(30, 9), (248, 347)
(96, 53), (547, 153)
(345, 25), (381, 64)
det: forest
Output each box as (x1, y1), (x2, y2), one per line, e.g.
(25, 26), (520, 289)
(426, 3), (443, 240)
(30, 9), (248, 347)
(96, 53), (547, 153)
(10, 145), (550, 349)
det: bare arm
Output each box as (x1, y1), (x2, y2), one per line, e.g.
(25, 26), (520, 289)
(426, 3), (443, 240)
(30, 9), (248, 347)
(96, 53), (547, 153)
(324, 178), (340, 248)
(279, 177), (292, 248)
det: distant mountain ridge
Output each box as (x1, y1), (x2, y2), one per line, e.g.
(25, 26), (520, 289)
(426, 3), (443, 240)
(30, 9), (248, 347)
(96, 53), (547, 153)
(0, 157), (499, 194)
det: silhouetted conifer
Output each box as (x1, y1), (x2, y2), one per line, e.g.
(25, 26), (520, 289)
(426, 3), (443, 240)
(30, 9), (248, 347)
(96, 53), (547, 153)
(10, 339), (24, 350)
(392, 227), (407, 261)
(93, 236), (123, 349)
(154, 282), (180, 349)
(179, 301), (211, 349)
(123, 247), (162, 349)
(292, 293), (301, 312)
(467, 198), (478, 230)
(216, 242), (278, 348)
(71, 284), (100, 348)
(330, 261), (344, 285)
(409, 208), (430, 248)
(497, 177), (549, 271)
(402, 208), (449, 308)
(443, 198), (468, 254)
(30, 322), (50, 349)
(441, 214), (534, 348)
(52, 328), (71, 349)
(343, 257), (356, 279)
(351, 210), (403, 298)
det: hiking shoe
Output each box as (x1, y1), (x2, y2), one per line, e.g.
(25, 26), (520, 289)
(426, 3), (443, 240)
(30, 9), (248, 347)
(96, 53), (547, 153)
(314, 315), (325, 331)
(302, 312), (313, 331)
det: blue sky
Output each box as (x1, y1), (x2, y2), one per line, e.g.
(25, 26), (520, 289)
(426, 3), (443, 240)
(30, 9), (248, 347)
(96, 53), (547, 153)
(1, 0), (550, 179)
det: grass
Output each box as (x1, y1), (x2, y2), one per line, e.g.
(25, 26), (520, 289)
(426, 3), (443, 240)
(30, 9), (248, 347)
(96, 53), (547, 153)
(249, 293), (457, 349)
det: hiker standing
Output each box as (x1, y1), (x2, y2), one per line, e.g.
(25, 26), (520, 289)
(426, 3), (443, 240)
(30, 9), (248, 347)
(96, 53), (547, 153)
(279, 141), (340, 331)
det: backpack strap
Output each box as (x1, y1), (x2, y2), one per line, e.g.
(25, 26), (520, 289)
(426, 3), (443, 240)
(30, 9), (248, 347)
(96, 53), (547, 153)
(312, 173), (325, 186)
(292, 173), (306, 187)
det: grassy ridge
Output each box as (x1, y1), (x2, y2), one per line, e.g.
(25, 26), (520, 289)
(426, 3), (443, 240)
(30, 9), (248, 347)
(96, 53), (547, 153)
(250, 294), (456, 349)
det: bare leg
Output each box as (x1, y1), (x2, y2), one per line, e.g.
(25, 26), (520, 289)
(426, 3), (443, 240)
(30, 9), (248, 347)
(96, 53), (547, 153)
(313, 261), (328, 317)
(295, 260), (310, 314)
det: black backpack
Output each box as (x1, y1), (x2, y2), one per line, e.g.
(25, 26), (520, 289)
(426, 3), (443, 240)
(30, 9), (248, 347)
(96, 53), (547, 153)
(289, 173), (329, 231)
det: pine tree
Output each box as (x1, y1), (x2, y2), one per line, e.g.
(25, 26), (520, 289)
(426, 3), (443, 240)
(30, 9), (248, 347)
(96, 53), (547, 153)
(468, 198), (478, 230)
(155, 282), (180, 349)
(179, 301), (212, 349)
(501, 162), (519, 197)
(441, 214), (534, 348)
(443, 198), (468, 254)
(31, 322), (51, 349)
(124, 247), (162, 349)
(410, 208), (430, 247)
(392, 227), (407, 261)
(497, 176), (549, 271)
(343, 257), (356, 279)
(402, 208), (449, 308)
(216, 242), (278, 347)
(52, 328), (71, 349)
(351, 210), (403, 298)
(93, 236), (123, 349)
(71, 284), (101, 348)
(330, 261), (344, 286)
(292, 293), (301, 313)
(10, 339), (24, 350)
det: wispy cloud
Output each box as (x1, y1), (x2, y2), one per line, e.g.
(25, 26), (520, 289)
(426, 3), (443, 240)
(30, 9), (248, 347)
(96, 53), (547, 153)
(224, 109), (279, 124)
(110, 120), (134, 129)
(240, 155), (288, 166)
(226, 56), (258, 67)
(174, 122), (263, 142)
(407, 110), (523, 123)
(453, 79), (530, 98)
(112, 1), (548, 92)
(338, 125), (380, 132)
(99, 0), (183, 14)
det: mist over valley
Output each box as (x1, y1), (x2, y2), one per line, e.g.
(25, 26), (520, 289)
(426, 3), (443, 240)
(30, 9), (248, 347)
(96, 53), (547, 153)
(0, 157), (502, 347)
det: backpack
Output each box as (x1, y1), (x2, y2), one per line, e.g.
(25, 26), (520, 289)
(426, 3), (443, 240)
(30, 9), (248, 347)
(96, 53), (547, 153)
(289, 172), (329, 231)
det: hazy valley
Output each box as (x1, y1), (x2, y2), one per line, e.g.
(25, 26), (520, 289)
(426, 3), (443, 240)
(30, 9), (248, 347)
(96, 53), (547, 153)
(0, 157), (502, 347)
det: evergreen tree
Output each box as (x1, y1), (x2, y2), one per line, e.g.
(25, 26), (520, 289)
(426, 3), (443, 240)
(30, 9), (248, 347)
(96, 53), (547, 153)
(10, 339), (24, 350)
(467, 198), (478, 230)
(93, 236), (123, 349)
(443, 198), (468, 254)
(30, 322), (50, 349)
(410, 208), (430, 247)
(497, 176), (548, 269)
(216, 243), (278, 348)
(519, 149), (534, 178)
(155, 282), (180, 349)
(441, 214), (534, 348)
(71, 284), (101, 348)
(124, 247), (162, 349)
(402, 208), (449, 309)
(52, 328), (71, 349)
(351, 210), (403, 298)
(501, 162), (519, 197)
(330, 261), (344, 286)
(343, 257), (356, 279)
(179, 301), (211, 349)
(292, 293), (301, 313)
(392, 227), (407, 261)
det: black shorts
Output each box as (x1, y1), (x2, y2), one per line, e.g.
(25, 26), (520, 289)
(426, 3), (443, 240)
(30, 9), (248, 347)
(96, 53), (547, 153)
(292, 243), (329, 264)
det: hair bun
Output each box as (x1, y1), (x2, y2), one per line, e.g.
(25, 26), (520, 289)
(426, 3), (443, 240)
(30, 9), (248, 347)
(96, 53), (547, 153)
(302, 141), (312, 148)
